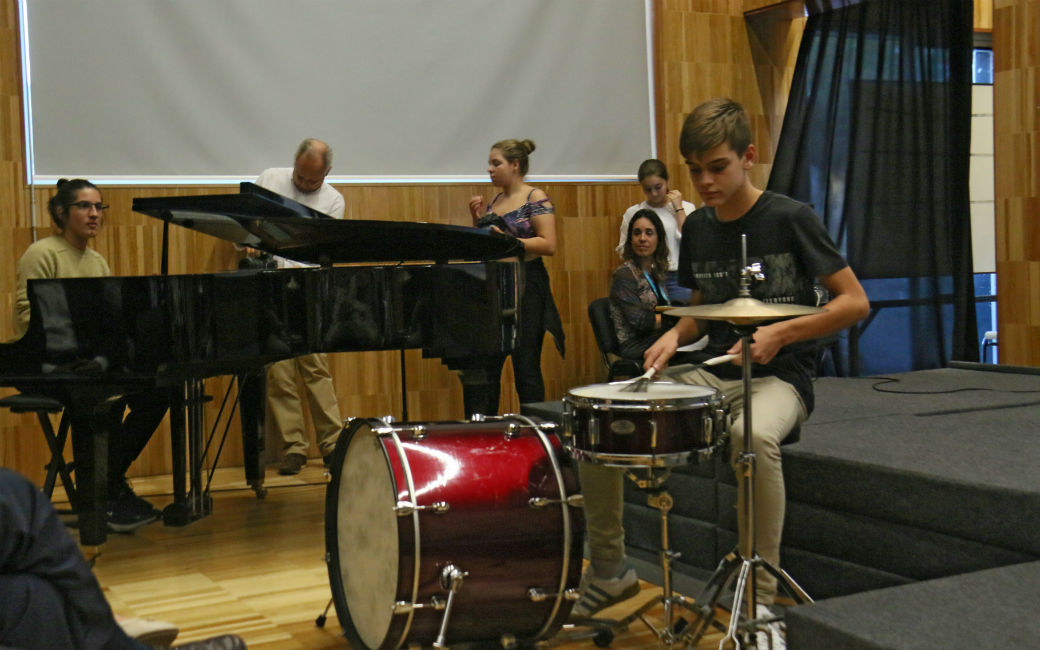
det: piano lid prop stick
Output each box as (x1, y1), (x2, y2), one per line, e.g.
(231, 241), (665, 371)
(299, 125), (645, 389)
(161, 218), (170, 275)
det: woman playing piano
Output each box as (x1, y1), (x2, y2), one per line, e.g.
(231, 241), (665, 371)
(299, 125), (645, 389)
(465, 139), (564, 416)
(13, 179), (167, 533)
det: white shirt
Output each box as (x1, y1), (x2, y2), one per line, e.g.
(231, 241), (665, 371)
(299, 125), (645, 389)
(616, 200), (696, 272)
(254, 167), (346, 268)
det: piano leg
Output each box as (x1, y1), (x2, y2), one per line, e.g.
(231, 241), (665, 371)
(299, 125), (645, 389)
(67, 398), (110, 546)
(455, 358), (506, 419)
(166, 385), (186, 525)
(163, 380), (212, 526)
(239, 371), (267, 499)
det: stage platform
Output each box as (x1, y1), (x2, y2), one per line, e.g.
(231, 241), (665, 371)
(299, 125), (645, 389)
(784, 559), (1040, 649)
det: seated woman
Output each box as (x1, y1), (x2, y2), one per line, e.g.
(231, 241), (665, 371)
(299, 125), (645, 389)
(609, 208), (677, 360)
(615, 159), (696, 304)
(13, 179), (168, 533)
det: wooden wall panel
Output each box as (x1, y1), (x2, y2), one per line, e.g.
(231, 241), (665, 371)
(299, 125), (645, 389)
(0, 0), (41, 480)
(994, 0), (1040, 366)
(655, 1), (805, 208)
(1, 0), (805, 484)
(975, 0), (994, 30)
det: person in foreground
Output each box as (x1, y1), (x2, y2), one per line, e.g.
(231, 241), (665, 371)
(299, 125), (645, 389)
(13, 179), (168, 533)
(615, 159), (697, 303)
(574, 98), (869, 648)
(465, 138), (564, 416)
(0, 468), (246, 650)
(251, 138), (345, 475)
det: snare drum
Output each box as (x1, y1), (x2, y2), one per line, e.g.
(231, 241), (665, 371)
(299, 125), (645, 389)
(325, 417), (582, 650)
(563, 381), (726, 467)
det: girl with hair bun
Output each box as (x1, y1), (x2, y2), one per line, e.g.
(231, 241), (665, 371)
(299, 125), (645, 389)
(465, 138), (565, 416)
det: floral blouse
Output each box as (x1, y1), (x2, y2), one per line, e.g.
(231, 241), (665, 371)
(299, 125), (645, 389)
(477, 190), (553, 239)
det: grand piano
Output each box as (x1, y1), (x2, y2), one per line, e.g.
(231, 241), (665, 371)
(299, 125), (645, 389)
(0, 183), (523, 545)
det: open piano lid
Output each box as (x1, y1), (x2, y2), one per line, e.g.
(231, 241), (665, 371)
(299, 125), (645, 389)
(132, 182), (523, 264)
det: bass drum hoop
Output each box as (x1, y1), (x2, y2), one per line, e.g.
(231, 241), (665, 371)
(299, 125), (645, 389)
(325, 417), (403, 650)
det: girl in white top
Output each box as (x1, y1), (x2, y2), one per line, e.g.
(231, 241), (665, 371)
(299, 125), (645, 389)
(616, 159), (696, 303)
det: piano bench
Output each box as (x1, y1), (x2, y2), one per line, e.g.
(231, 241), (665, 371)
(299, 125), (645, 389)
(0, 394), (80, 512)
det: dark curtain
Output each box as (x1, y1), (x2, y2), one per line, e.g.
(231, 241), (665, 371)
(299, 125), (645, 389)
(767, 0), (977, 375)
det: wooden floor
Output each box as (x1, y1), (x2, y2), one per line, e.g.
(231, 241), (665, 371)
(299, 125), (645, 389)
(70, 463), (733, 650)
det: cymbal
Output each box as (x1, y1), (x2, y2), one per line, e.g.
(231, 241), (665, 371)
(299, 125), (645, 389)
(664, 296), (825, 324)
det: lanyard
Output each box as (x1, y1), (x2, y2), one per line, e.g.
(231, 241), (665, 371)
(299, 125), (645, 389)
(642, 269), (669, 305)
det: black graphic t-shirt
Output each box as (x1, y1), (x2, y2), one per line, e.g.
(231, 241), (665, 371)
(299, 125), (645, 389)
(677, 191), (847, 413)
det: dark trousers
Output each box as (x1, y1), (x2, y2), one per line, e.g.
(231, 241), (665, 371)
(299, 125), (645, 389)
(461, 266), (550, 417)
(70, 389), (169, 492)
(0, 469), (147, 650)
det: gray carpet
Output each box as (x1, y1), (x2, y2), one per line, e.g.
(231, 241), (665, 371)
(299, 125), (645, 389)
(786, 560), (1040, 650)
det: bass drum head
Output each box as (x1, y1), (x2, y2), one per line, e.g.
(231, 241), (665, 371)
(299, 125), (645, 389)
(325, 418), (399, 650)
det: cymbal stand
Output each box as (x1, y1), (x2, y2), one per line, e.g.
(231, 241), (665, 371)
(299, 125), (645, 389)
(682, 237), (813, 649)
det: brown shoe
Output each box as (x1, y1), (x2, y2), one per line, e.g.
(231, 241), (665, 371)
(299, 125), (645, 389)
(278, 453), (306, 475)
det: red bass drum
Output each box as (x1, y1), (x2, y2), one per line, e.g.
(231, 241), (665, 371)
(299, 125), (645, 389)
(325, 416), (583, 650)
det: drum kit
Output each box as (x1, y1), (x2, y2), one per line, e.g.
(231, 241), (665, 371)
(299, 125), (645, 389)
(321, 240), (820, 649)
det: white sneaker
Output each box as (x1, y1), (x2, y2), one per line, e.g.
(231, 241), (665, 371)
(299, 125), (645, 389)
(754, 604), (786, 650)
(116, 616), (179, 649)
(569, 567), (640, 619)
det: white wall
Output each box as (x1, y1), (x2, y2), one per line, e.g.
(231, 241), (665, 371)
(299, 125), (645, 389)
(970, 83), (995, 274)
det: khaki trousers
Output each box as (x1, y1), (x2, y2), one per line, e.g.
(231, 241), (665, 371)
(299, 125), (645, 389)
(266, 353), (343, 457)
(579, 370), (806, 605)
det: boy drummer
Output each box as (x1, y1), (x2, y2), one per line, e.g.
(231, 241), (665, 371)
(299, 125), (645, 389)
(574, 98), (868, 647)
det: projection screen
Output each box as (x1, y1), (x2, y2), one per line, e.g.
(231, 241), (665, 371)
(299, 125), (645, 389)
(21, 0), (655, 184)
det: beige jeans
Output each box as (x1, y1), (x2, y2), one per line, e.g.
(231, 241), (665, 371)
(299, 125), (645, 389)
(578, 369), (807, 604)
(266, 353), (343, 457)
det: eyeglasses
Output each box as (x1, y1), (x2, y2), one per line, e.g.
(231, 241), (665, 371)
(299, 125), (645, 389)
(67, 201), (109, 212)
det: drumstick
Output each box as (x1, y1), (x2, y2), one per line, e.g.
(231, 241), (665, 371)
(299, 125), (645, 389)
(662, 353), (738, 376)
(619, 366), (657, 392)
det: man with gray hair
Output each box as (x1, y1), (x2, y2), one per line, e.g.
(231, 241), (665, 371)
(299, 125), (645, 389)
(253, 138), (345, 474)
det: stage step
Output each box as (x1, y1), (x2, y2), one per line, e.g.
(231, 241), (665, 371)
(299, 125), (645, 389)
(785, 560), (1040, 650)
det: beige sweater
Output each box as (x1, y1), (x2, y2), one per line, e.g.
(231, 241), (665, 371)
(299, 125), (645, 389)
(13, 234), (111, 339)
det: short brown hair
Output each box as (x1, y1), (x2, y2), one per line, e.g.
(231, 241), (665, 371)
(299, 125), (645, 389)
(679, 98), (752, 159)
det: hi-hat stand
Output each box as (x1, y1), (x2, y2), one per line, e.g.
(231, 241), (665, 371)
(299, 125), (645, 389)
(675, 236), (816, 649)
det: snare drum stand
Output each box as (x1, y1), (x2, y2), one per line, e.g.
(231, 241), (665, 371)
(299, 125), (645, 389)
(620, 466), (704, 646)
(682, 278), (813, 649)
(566, 463), (720, 650)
